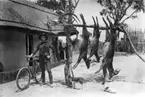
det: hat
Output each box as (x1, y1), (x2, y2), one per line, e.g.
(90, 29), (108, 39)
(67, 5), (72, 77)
(38, 33), (48, 40)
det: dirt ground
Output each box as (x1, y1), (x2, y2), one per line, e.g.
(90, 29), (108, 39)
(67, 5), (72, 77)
(0, 54), (145, 97)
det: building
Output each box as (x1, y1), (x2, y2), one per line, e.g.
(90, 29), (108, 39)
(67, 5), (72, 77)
(0, 0), (77, 73)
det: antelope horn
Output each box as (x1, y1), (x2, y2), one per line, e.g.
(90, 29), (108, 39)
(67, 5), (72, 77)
(72, 17), (80, 24)
(92, 16), (96, 26)
(107, 16), (113, 27)
(102, 17), (109, 28)
(80, 13), (86, 25)
(96, 16), (99, 28)
(72, 15), (80, 24)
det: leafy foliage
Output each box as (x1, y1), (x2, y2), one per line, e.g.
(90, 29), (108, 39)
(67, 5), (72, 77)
(97, 0), (145, 24)
(36, 0), (63, 10)
(36, 0), (80, 24)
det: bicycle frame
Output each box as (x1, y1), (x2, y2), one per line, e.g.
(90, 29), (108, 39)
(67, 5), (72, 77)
(27, 57), (39, 78)
(16, 56), (40, 90)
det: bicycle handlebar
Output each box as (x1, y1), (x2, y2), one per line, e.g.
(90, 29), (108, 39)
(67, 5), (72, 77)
(26, 55), (39, 62)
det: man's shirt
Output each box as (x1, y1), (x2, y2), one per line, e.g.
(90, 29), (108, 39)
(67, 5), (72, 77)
(33, 41), (53, 56)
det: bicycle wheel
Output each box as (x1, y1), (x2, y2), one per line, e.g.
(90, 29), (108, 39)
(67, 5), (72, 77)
(16, 67), (30, 90)
(34, 63), (41, 83)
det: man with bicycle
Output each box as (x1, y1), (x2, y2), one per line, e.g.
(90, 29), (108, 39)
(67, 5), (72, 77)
(28, 33), (54, 85)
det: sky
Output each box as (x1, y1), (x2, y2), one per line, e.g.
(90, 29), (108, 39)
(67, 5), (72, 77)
(29, 0), (145, 42)
(75, 0), (145, 28)
(74, 0), (145, 41)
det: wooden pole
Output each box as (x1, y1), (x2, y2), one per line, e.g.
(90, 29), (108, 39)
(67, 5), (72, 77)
(64, 0), (74, 88)
(61, 24), (108, 30)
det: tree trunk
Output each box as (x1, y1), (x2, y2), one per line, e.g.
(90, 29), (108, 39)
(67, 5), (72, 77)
(64, 0), (75, 87)
(64, 36), (74, 87)
(123, 29), (145, 62)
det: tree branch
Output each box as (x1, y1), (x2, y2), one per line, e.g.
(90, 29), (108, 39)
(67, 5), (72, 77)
(122, 28), (145, 63)
(114, 0), (120, 18)
(73, 0), (80, 9)
(109, 14), (114, 19)
(119, 3), (132, 21)
(109, 11), (116, 20)
(121, 9), (138, 23)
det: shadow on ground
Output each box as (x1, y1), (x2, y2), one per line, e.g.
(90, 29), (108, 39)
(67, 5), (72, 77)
(82, 73), (128, 84)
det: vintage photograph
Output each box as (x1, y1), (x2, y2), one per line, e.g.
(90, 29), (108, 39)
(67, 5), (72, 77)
(0, 0), (145, 97)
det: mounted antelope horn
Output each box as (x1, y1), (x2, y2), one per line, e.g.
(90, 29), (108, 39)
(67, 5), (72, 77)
(80, 14), (86, 25)
(95, 16), (99, 27)
(92, 16), (96, 26)
(102, 17), (109, 28)
(72, 16), (80, 24)
(106, 16), (113, 27)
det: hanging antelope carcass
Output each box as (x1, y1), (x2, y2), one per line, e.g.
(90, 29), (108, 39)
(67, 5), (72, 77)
(94, 17), (120, 84)
(73, 14), (91, 69)
(88, 16), (101, 63)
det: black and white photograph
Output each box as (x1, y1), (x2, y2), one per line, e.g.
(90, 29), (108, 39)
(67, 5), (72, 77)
(0, 0), (145, 97)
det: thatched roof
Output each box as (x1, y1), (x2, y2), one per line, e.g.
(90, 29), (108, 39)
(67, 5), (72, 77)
(0, 0), (78, 36)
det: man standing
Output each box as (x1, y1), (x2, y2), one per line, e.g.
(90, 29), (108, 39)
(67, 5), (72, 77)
(28, 33), (53, 85)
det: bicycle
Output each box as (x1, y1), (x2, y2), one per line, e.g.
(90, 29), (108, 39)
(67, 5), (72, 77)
(16, 56), (41, 90)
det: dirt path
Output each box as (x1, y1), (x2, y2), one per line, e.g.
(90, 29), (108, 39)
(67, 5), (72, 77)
(0, 54), (145, 97)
